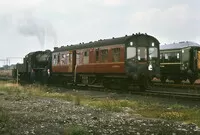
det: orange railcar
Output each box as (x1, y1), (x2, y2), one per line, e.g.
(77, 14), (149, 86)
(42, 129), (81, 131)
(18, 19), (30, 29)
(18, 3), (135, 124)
(51, 33), (160, 91)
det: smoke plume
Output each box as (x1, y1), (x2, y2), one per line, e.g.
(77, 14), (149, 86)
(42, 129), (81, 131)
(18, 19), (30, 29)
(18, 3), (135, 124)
(17, 13), (57, 50)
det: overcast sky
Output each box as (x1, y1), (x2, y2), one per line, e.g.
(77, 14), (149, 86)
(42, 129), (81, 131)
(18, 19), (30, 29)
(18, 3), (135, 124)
(0, 0), (200, 66)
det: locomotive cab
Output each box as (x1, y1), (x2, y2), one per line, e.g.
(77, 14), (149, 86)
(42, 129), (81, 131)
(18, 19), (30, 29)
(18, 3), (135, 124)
(125, 34), (160, 90)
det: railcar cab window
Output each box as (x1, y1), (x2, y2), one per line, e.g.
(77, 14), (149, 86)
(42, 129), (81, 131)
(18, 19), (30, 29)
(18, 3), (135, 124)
(127, 47), (136, 60)
(137, 47), (147, 62)
(149, 47), (158, 60)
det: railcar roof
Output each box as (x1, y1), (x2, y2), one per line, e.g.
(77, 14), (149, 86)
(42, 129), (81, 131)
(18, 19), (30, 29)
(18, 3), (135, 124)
(53, 33), (159, 52)
(160, 41), (200, 50)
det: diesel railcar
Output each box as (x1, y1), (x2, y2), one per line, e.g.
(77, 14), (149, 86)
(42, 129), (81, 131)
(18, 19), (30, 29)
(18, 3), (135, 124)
(49, 33), (160, 91)
(13, 50), (52, 83)
(160, 41), (200, 84)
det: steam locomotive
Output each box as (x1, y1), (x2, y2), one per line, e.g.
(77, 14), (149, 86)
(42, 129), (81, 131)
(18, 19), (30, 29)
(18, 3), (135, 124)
(13, 50), (52, 84)
(13, 33), (160, 91)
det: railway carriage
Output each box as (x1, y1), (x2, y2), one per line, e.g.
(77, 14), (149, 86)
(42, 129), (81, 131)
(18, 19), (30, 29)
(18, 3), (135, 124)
(160, 41), (200, 84)
(50, 33), (160, 91)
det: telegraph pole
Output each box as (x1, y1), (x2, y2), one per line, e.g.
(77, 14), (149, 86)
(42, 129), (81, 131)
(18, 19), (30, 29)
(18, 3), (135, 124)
(0, 59), (7, 68)
(6, 57), (23, 66)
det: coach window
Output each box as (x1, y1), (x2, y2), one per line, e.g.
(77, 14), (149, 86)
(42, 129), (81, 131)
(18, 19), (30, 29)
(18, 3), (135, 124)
(160, 53), (162, 60)
(170, 52), (180, 62)
(68, 52), (72, 64)
(137, 47), (147, 62)
(127, 47), (136, 60)
(101, 49), (108, 62)
(176, 53), (180, 62)
(53, 54), (57, 65)
(164, 53), (169, 62)
(62, 54), (65, 58)
(112, 48), (120, 62)
(61, 54), (65, 65)
(83, 50), (89, 64)
(160, 53), (164, 63)
(76, 53), (80, 65)
(95, 49), (99, 61)
(57, 53), (60, 65)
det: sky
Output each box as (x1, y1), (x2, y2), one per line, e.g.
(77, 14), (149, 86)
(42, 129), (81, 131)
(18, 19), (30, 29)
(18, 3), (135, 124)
(0, 0), (200, 66)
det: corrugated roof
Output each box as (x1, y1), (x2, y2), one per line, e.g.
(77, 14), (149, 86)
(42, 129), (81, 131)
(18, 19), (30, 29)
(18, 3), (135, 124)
(160, 41), (200, 50)
(53, 33), (160, 52)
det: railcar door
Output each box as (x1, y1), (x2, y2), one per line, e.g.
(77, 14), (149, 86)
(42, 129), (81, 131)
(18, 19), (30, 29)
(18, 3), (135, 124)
(72, 50), (76, 72)
(68, 50), (76, 72)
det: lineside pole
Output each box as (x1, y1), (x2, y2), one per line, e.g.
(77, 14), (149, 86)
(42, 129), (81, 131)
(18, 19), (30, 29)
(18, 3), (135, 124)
(17, 69), (18, 85)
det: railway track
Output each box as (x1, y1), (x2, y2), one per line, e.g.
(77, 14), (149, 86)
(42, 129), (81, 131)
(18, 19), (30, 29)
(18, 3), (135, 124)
(45, 83), (200, 101)
(134, 90), (200, 101)
(1, 77), (200, 100)
(154, 84), (198, 90)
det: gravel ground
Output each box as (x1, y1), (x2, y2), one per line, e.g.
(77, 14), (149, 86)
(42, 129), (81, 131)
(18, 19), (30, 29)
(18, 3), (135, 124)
(0, 91), (200, 135)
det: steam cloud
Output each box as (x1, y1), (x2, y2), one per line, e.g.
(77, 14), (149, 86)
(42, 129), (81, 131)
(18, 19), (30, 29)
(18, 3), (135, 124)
(17, 13), (57, 50)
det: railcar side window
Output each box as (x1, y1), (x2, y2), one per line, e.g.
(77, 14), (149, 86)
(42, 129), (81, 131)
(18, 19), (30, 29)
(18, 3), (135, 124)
(84, 51), (88, 56)
(57, 53), (60, 65)
(61, 54), (66, 65)
(127, 47), (136, 60)
(76, 53), (81, 65)
(160, 53), (164, 63)
(54, 54), (56, 59)
(101, 49), (108, 62)
(53, 54), (57, 65)
(68, 53), (72, 64)
(83, 50), (89, 64)
(177, 53), (180, 59)
(112, 48), (120, 62)
(163, 52), (180, 63)
(62, 54), (65, 58)
(96, 49), (99, 61)
(137, 47), (147, 62)
(160, 53), (162, 60)
(149, 47), (158, 60)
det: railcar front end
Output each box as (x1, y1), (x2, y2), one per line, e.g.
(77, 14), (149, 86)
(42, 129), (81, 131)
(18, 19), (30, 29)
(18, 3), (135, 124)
(125, 34), (160, 90)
